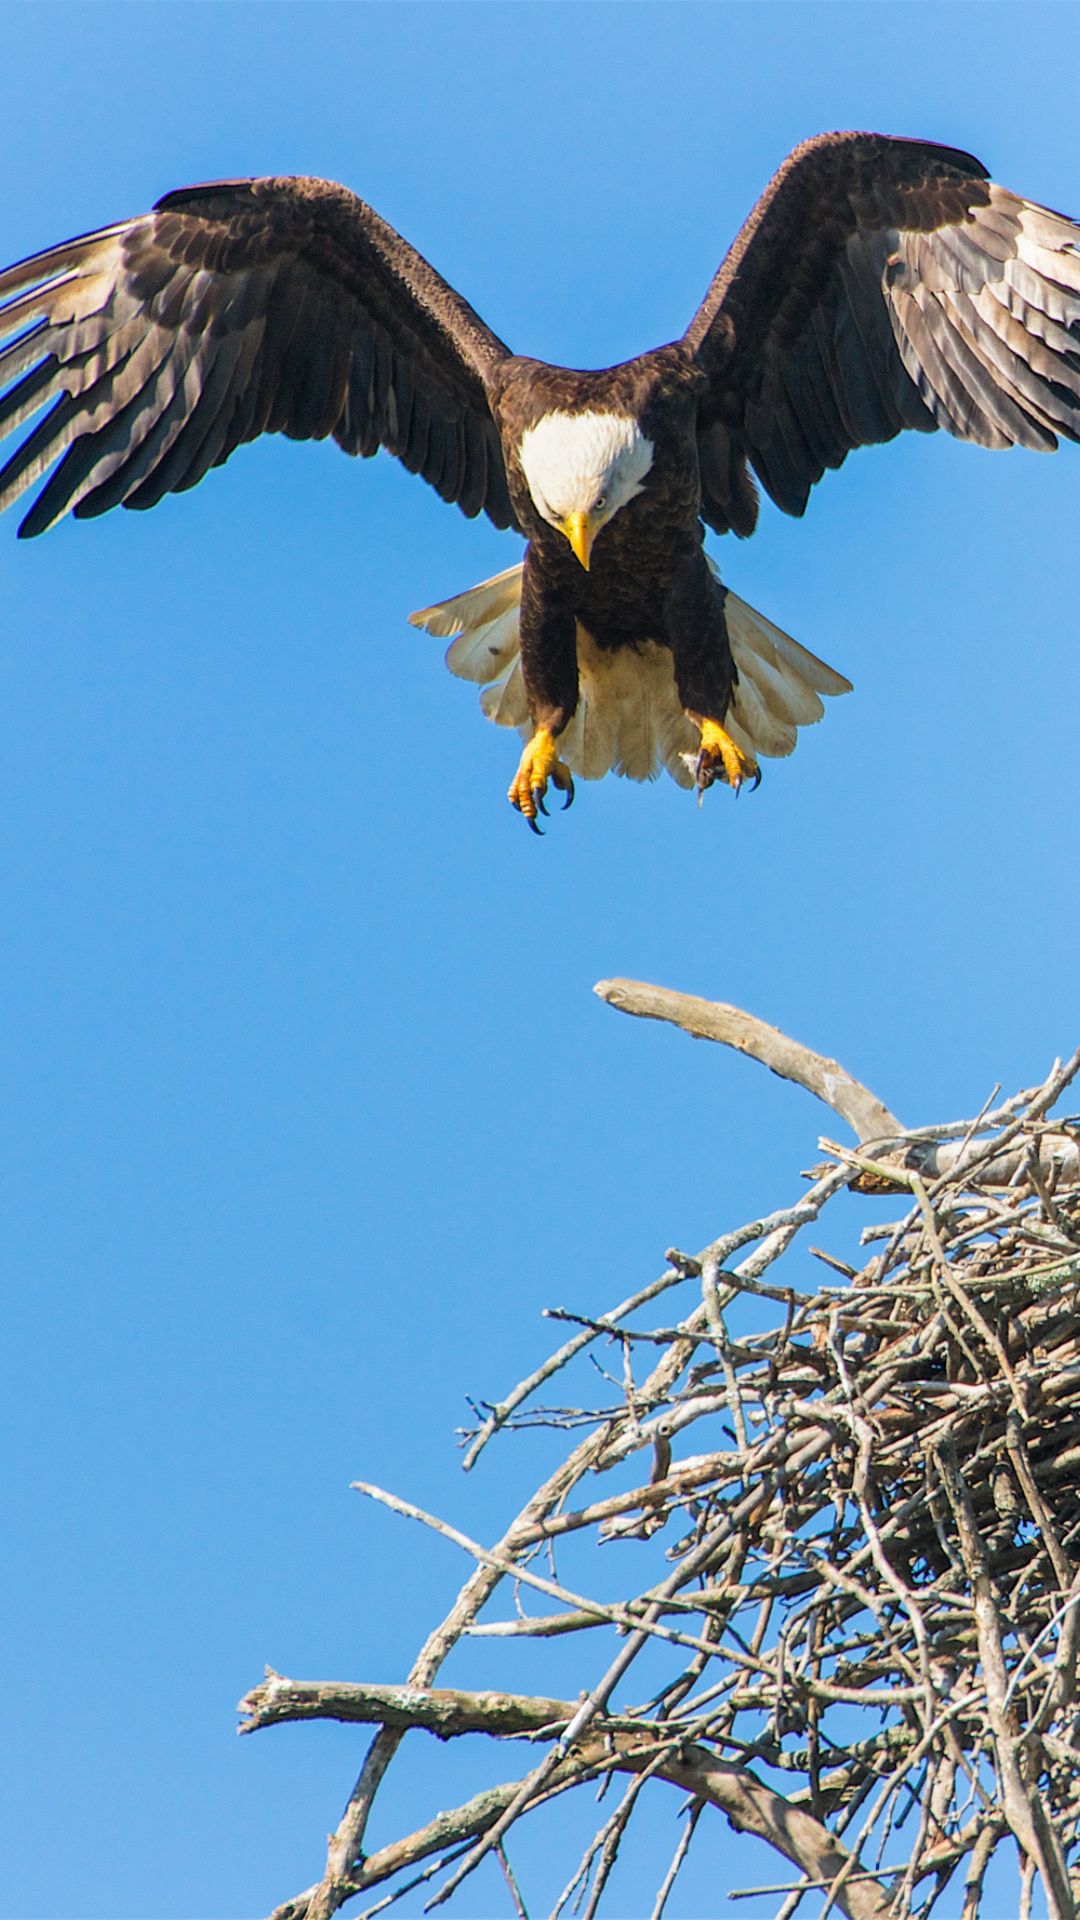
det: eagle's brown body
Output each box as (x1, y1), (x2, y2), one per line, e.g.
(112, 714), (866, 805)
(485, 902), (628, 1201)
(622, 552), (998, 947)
(493, 349), (728, 739)
(2, 132), (1079, 819)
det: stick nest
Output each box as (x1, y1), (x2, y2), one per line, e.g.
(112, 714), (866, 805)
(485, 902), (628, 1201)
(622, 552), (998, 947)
(244, 1042), (1080, 1920)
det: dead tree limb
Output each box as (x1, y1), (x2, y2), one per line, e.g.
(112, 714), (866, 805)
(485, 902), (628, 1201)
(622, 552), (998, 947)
(593, 976), (902, 1141)
(595, 975), (1080, 1188)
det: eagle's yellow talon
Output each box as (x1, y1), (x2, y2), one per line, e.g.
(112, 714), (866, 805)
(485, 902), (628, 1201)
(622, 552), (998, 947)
(694, 717), (759, 796)
(509, 728), (574, 828)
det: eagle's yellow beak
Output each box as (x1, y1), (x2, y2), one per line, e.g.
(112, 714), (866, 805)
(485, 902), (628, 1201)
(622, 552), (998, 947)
(562, 509), (595, 572)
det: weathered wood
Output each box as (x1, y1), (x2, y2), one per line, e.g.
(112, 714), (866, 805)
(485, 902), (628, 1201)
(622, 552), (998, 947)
(252, 1012), (1080, 1920)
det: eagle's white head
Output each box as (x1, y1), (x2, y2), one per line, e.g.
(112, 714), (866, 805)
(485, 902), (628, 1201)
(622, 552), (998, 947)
(518, 411), (654, 570)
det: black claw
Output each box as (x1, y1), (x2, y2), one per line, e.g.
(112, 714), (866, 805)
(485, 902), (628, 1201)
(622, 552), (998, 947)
(562, 780), (575, 811)
(750, 768), (762, 793)
(527, 813), (543, 835)
(534, 787), (549, 817)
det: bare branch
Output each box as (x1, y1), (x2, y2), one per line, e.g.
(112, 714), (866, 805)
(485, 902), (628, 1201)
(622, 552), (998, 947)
(593, 977), (902, 1141)
(932, 1441), (1076, 1920)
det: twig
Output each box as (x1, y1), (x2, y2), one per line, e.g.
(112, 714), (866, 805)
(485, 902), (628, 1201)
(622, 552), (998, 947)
(931, 1440), (1076, 1920)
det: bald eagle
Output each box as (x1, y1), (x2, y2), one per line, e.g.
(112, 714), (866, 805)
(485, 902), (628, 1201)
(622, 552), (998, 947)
(1, 131), (1079, 828)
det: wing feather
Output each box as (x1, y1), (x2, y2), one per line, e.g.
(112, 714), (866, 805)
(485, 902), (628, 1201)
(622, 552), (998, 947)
(0, 177), (517, 537)
(10, 326), (188, 531)
(67, 352), (203, 521)
(687, 133), (1080, 527)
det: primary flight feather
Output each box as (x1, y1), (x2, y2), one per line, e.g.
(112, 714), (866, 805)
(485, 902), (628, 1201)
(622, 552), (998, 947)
(1, 131), (1078, 827)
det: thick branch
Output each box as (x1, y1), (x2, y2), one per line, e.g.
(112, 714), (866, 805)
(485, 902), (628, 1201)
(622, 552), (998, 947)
(240, 1673), (578, 1740)
(249, 1676), (894, 1920)
(594, 978), (901, 1142)
(595, 979), (1080, 1187)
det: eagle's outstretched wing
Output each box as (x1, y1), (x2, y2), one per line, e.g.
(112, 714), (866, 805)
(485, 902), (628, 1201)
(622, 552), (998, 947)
(0, 176), (517, 537)
(686, 131), (1080, 534)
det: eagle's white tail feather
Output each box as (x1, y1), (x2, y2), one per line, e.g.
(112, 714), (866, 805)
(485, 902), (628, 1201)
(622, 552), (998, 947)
(415, 564), (524, 684)
(725, 596), (851, 702)
(571, 635), (695, 782)
(413, 563), (523, 642)
(480, 656), (529, 729)
(409, 560), (851, 786)
(728, 669), (799, 759)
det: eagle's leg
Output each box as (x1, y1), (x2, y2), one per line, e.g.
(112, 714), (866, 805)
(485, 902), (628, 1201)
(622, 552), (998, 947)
(694, 717), (760, 795)
(508, 556), (578, 831)
(508, 728), (574, 830)
(666, 555), (760, 797)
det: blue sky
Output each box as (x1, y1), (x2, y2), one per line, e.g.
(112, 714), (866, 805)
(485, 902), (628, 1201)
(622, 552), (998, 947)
(3, 4), (1079, 1916)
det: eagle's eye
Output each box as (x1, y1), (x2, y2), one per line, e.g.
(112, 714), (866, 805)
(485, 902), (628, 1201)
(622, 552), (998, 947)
(594, 492), (607, 511)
